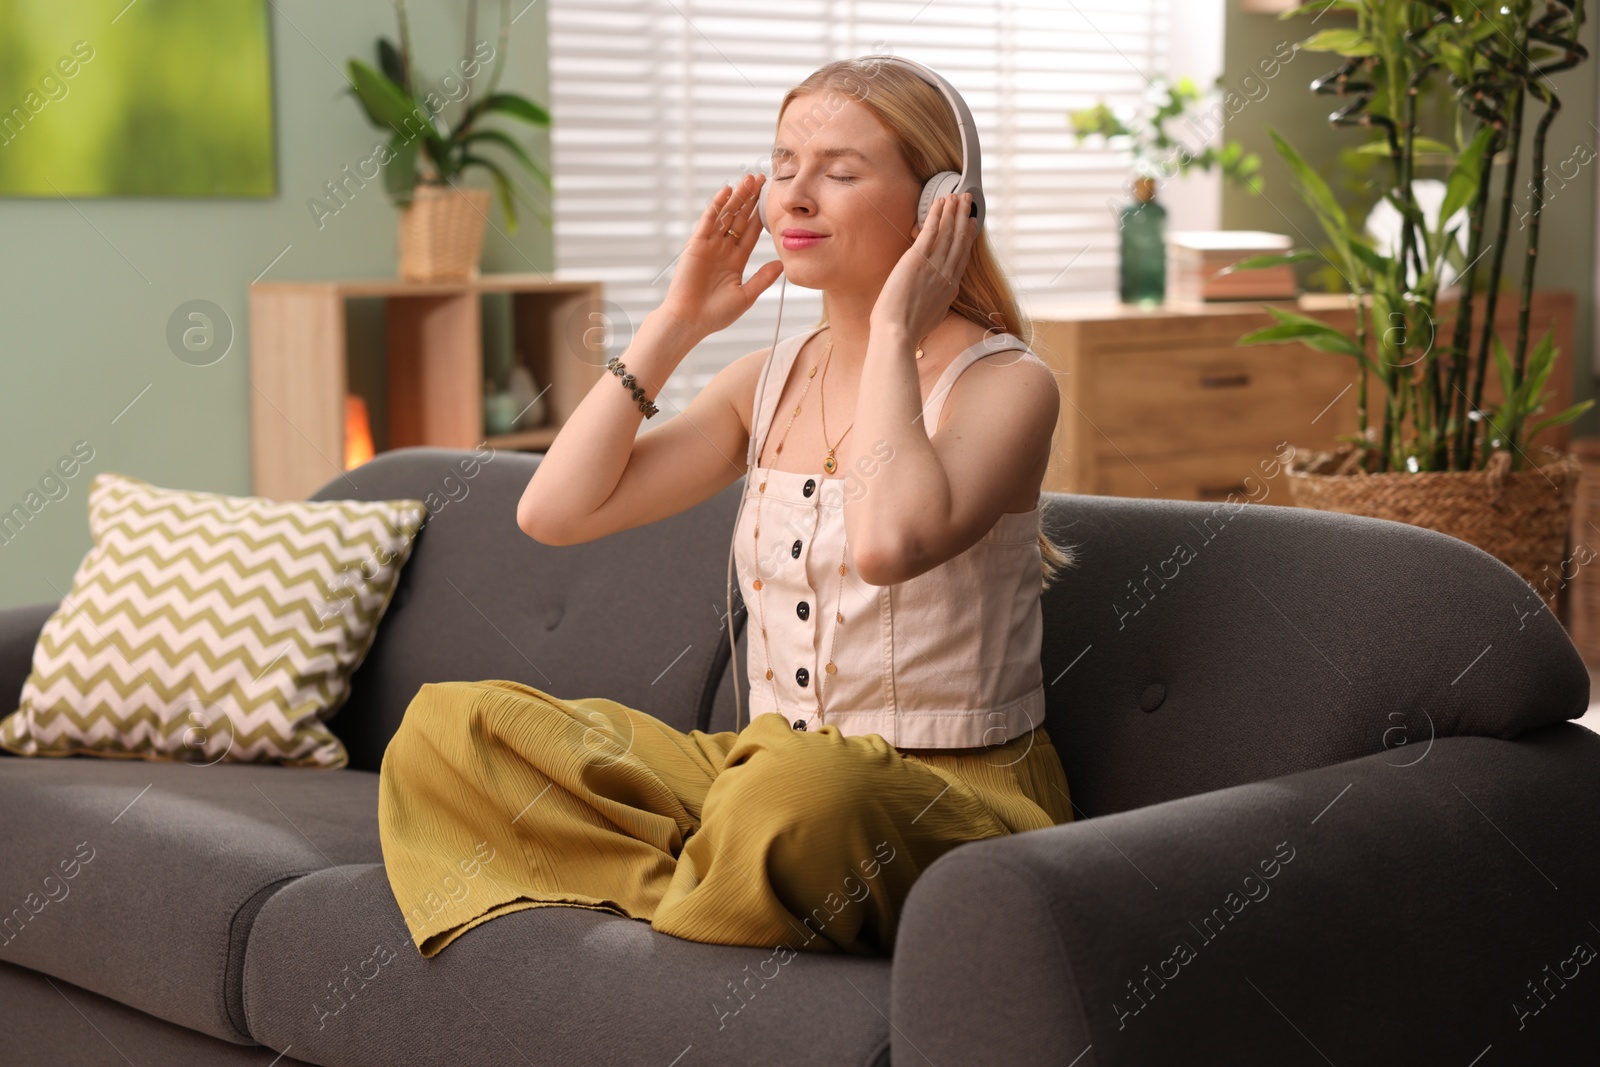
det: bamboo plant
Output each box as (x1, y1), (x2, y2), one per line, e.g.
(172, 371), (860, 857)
(345, 0), (552, 233)
(1231, 0), (1591, 474)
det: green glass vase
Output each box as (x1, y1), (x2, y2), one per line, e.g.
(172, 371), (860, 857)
(1119, 176), (1167, 307)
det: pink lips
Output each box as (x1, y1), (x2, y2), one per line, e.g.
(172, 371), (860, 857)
(781, 229), (828, 250)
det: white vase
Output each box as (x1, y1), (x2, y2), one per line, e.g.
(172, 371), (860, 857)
(508, 364), (547, 429)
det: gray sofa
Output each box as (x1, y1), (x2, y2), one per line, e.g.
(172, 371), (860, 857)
(2, 445), (1597, 1066)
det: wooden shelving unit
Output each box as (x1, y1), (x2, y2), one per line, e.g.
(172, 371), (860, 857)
(248, 273), (605, 500)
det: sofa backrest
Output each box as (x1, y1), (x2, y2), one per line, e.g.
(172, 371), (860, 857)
(318, 448), (1588, 812)
(310, 447), (744, 772)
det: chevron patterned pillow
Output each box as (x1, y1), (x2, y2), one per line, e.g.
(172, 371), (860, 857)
(0, 472), (427, 768)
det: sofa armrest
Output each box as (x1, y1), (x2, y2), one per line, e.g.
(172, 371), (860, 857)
(1034, 493), (1591, 819)
(0, 600), (53, 718)
(892, 722), (1600, 1066)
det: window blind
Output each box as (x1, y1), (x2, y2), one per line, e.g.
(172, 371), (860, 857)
(548, 0), (1170, 417)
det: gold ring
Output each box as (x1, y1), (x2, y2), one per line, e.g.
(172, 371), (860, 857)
(725, 228), (741, 239)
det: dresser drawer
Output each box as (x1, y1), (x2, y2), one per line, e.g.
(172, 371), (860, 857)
(1092, 444), (1304, 502)
(1090, 346), (1355, 458)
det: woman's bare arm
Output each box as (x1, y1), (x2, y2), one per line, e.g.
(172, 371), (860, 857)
(516, 314), (767, 545)
(517, 171), (781, 545)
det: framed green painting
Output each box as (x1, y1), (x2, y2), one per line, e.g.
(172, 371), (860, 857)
(0, 0), (275, 197)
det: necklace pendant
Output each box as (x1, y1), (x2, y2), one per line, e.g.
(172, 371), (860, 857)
(765, 668), (773, 680)
(752, 579), (762, 591)
(823, 453), (837, 474)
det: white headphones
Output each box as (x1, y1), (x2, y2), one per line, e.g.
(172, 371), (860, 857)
(726, 56), (987, 734)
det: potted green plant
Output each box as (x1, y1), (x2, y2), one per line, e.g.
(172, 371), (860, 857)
(1230, 0), (1592, 613)
(346, 0), (553, 281)
(1069, 75), (1266, 304)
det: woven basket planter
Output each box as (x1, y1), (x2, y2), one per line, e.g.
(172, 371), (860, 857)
(1567, 438), (1600, 664)
(398, 184), (492, 282)
(1286, 443), (1581, 615)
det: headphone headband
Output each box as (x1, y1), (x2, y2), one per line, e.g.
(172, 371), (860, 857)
(867, 55), (986, 230)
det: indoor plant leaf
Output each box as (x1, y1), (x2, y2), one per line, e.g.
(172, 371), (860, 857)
(469, 158), (518, 233)
(1353, 136), (1456, 157)
(1439, 124), (1496, 226)
(1283, 1), (1359, 19)
(1238, 307), (1372, 369)
(1297, 28), (1378, 56)
(458, 129), (553, 193)
(1513, 328), (1558, 418)
(348, 59), (451, 168)
(1266, 128), (1353, 276)
(1346, 237), (1392, 276)
(348, 59), (426, 135)
(460, 154), (552, 234)
(1217, 249), (1321, 275)
(377, 36), (408, 94)
(1491, 335), (1517, 416)
(1527, 398), (1596, 439)
(383, 132), (420, 205)
(472, 92), (552, 128)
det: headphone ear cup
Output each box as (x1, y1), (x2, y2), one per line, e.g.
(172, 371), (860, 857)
(916, 171), (963, 231)
(757, 179), (771, 233)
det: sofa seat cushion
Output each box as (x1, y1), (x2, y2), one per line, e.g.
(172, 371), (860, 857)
(0, 958), (322, 1067)
(242, 864), (893, 1067)
(0, 758), (382, 1044)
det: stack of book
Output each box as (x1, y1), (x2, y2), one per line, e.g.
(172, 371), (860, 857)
(1167, 230), (1298, 301)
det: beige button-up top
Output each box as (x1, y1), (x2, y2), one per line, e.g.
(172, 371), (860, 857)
(733, 325), (1049, 748)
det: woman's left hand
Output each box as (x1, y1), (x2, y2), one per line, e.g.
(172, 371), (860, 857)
(871, 191), (979, 342)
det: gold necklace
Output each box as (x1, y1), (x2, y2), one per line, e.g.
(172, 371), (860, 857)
(790, 334), (928, 470)
(819, 338), (855, 475)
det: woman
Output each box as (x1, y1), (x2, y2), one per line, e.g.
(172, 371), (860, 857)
(377, 58), (1079, 962)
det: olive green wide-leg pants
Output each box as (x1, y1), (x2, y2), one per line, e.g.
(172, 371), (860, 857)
(377, 679), (1074, 959)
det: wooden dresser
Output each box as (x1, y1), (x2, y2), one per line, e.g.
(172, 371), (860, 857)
(1027, 290), (1576, 501)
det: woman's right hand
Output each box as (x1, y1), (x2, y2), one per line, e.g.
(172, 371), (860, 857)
(657, 172), (785, 338)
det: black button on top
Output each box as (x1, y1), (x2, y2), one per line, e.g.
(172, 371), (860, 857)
(791, 539), (802, 558)
(796, 667), (810, 687)
(797, 601), (810, 621)
(803, 478), (816, 497)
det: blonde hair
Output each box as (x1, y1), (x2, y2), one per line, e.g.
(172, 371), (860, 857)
(775, 58), (1078, 591)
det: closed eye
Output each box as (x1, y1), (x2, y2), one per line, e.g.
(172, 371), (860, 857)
(771, 175), (857, 183)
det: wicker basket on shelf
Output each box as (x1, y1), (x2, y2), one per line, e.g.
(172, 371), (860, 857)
(398, 184), (492, 282)
(1566, 438), (1600, 663)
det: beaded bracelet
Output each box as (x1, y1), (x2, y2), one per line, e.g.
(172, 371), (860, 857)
(605, 355), (659, 418)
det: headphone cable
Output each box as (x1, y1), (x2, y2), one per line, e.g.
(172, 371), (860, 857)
(726, 269), (790, 735)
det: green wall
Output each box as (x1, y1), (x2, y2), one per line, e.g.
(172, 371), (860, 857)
(0, 1), (552, 609)
(1221, 0), (1598, 440)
